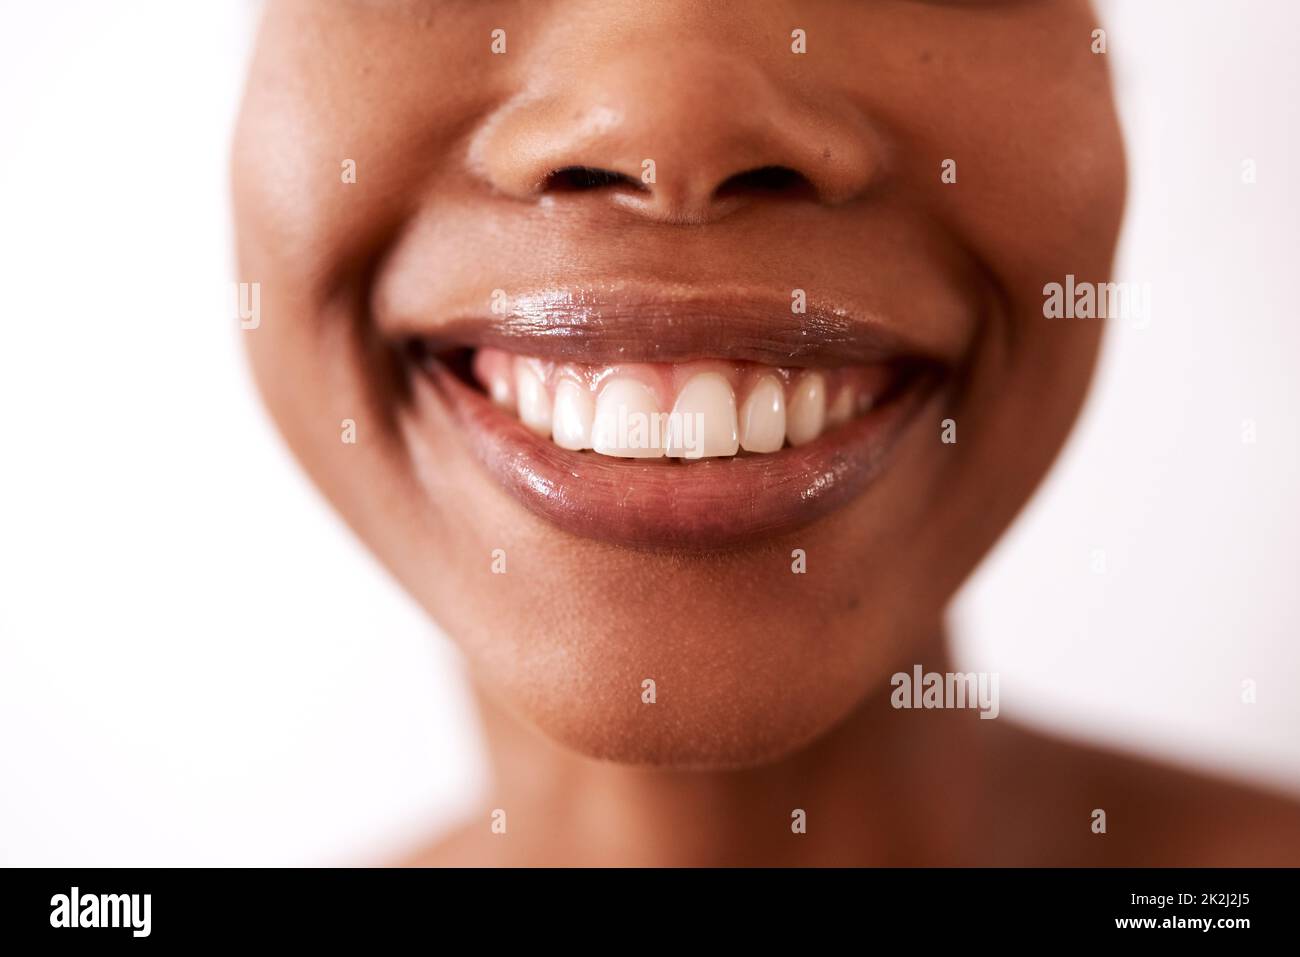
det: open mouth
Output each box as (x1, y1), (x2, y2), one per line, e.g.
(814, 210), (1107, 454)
(390, 289), (956, 549)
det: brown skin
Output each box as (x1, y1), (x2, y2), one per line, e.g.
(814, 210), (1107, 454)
(233, 0), (1300, 865)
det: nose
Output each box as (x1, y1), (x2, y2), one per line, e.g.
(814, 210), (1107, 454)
(470, 42), (882, 225)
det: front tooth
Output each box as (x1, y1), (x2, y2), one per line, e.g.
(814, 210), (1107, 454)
(786, 372), (827, 446)
(551, 378), (594, 450)
(514, 361), (552, 437)
(473, 349), (516, 408)
(489, 376), (515, 409)
(592, 377), (666, 458)
(739, 375), (786, 453)
(667, 372), (738, 459)
(826, 387), (853, 427)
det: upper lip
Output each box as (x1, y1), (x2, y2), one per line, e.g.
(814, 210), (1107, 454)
(376, 281), (968, 368)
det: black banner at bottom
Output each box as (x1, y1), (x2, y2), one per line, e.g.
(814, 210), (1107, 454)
(0, 867), (1291, 945)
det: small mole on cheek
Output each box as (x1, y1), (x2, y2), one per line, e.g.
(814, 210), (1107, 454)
(822, 147), (832, 160)
(919, 50), (932, 64)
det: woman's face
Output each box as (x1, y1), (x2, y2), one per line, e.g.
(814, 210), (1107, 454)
(233, 0), (1124, 767)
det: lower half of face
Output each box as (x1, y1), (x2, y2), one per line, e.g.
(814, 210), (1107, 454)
(234, 0), (1124, 767)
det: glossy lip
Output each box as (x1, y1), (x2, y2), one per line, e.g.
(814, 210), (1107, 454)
(378, 283), (967, 368)
(404, 358), (945, 552)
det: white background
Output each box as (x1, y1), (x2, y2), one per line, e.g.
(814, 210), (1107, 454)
(1, 1), (1297, 865)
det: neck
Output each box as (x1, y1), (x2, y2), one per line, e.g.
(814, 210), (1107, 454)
(469, 632), (994, 866)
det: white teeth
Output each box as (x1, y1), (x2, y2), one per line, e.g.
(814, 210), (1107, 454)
(514, 361), (552, 437)
(667, 372), (738, 459)
(592, 378), (666, 458)
(477, 347), (883, 457)
(826, 387), (853, 427)
(473, 349), (516, 409)
(739, 375), (786, 453)
(489, 373), (514, 409)
(551, 378), (594, 450)
(785, 372), (827, 447)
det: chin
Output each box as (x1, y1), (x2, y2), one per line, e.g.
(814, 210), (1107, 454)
(486, 654), (874, 771)
(436, 559), (918, 770)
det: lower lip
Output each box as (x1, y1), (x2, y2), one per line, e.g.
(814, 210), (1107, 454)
(411, 357), (941, 550)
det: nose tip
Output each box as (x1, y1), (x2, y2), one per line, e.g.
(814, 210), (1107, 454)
(470, 48), (882, 224)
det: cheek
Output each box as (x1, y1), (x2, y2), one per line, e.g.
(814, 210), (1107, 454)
(231, 0), (512, 297)
(939, 35), (1128, 320)
(230, 16), (495, 594)
(826, 2), (1127, 322)
(810, 13), (1126, 603)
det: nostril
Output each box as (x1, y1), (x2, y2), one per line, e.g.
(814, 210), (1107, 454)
(542, 165), (644, 193)
(714, 165), (816, 201)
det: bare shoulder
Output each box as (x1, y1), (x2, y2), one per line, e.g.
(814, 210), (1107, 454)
(388, 724), (1300, 867)
(988, 720), (1300, 866)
